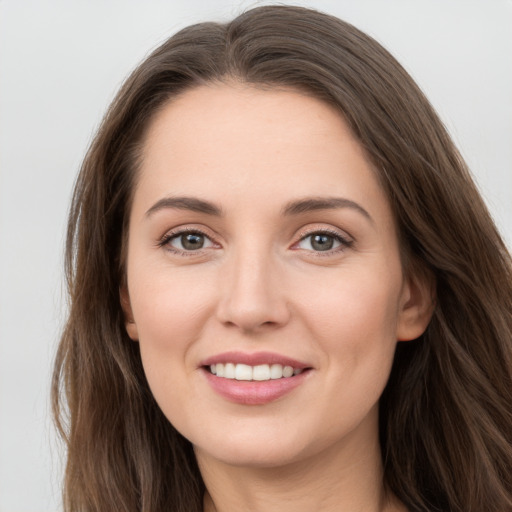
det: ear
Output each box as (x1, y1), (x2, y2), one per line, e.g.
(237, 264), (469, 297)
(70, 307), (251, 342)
(396, 265), (436, 342)
(120, 285), (139, 341)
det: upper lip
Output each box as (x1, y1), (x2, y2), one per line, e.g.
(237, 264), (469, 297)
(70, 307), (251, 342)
(200, 351), (311, 369)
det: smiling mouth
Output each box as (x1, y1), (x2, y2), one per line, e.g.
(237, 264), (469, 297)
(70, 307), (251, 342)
(207, 363), (306, 381)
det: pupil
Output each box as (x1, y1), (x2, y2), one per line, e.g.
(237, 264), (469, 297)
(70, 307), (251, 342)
(312, 234), (333, 251)
(182, 233), (204, 250)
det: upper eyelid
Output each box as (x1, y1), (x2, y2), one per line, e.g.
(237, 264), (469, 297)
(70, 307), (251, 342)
(290, 226), (355, 255)
(157, 224), (353, 248)
(157, 226), (218, 251)
(295, 225), (353, 242)
(160, 225), (216, 240)
(293, 232), (351, 249)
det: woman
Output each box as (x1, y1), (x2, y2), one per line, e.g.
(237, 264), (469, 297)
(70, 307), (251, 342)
(52, 5), (512, 511)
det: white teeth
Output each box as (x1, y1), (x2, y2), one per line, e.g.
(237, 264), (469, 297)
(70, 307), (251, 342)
(235, 363), (252, 381)
(253, 364), (270, 381)
(283, 365), (294, 378)
(224, 363), (236, 379)
(210, 363), (304, 381)
(270, 364), (283, 379)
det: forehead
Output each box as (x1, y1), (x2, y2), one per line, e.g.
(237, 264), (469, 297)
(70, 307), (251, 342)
(143, 84), (353, 159)
(133, 83), (392, 227)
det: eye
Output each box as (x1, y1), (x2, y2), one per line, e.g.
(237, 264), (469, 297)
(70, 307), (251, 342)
(163, 230), (215, 252)
(295, 231), (351, 252)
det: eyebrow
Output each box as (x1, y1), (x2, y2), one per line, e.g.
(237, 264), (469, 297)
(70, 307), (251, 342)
(145, 195), (372, 223)
(145, 196), (223, 217)
(282, 197), (373, 223)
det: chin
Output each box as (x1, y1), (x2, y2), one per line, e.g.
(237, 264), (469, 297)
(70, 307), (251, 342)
(190, 420), (335, 470)
(196, 441), (308, 469)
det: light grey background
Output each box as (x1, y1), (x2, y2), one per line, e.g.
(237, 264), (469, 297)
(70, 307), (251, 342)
(1, 1), (511, 510)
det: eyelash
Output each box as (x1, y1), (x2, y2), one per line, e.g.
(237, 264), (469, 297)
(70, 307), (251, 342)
(293, 228), (353, 256)
(158, 227), (353, 256)
(157, 227), (216, 256)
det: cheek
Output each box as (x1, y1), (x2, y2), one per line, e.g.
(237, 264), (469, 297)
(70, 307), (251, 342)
(129, 263), (216, 345)
(298, 275), (401, 433)
(300, 265), (402, 342)
(297, 266), (402, 394)
(127, 265), (217, 405)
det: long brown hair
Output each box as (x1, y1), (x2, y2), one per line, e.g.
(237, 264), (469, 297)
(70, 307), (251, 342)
(52, 5), (512, 511)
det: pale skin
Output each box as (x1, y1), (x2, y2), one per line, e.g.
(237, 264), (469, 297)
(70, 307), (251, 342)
(122, 84), (433, 511)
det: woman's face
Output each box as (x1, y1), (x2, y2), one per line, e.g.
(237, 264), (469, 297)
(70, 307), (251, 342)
(123, 84), (430, 468)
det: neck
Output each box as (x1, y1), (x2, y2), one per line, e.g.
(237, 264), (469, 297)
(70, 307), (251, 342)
(197, 414), (404, 512)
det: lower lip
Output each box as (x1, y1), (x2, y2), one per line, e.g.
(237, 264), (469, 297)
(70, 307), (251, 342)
(202, 368), (310, 405)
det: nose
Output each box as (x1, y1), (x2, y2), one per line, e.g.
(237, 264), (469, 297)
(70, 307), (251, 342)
(216, 248), (291, 333)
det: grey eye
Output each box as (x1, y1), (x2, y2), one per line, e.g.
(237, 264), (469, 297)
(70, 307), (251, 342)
(311, 234), (335, 251)
(169, 232), (213, 251)
(181, 233), (205, 250)
(297, 232), (344, 252)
